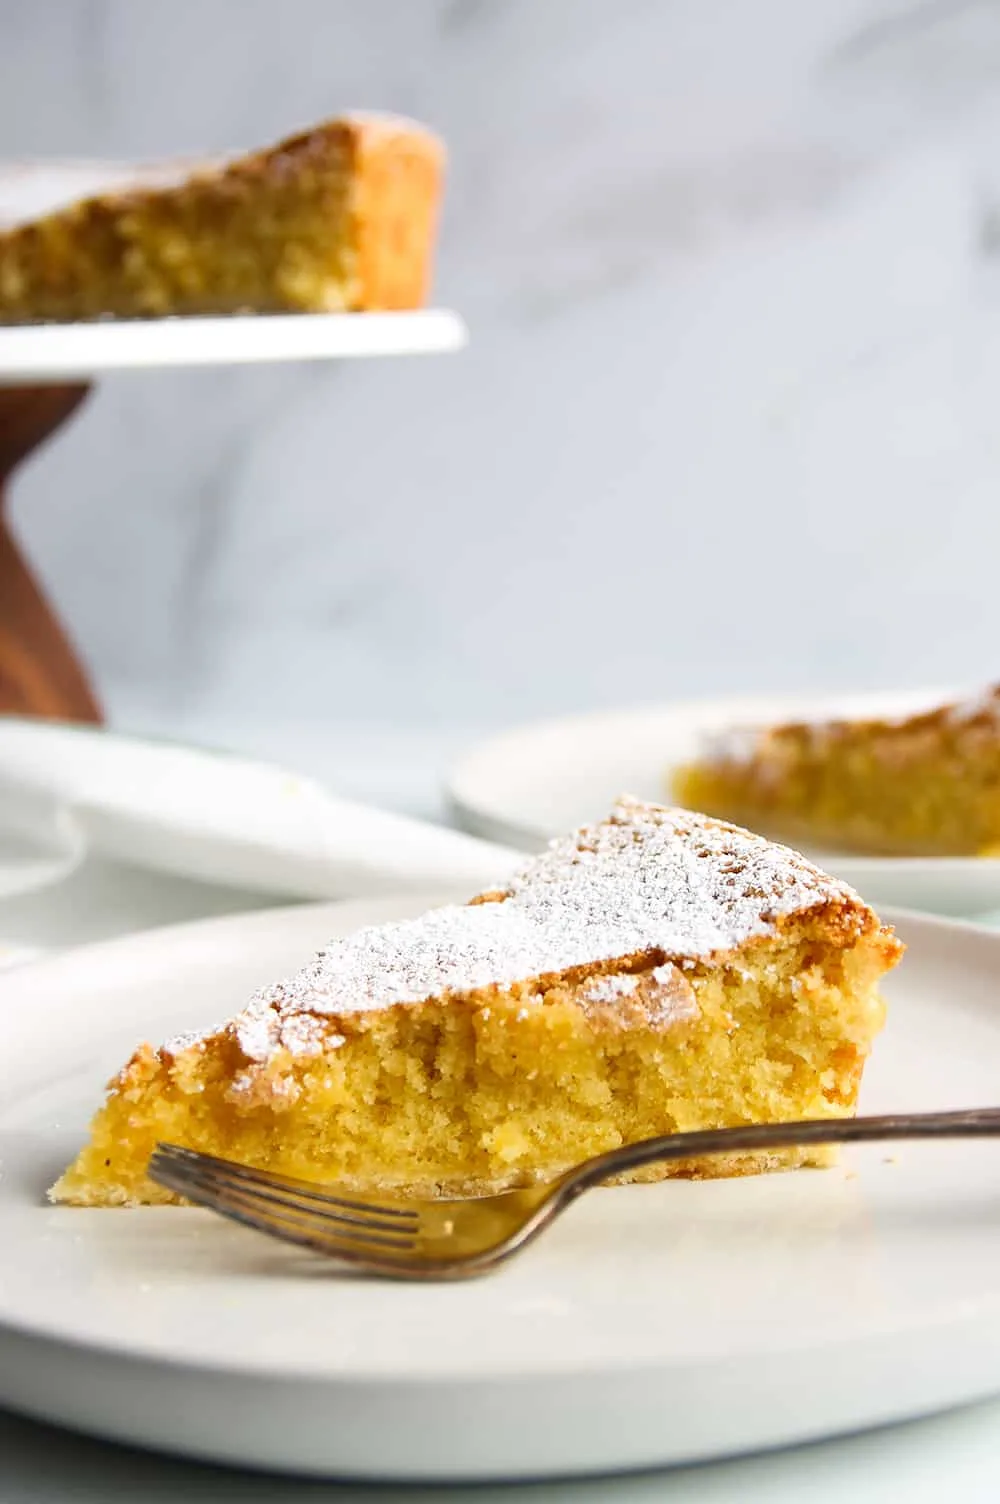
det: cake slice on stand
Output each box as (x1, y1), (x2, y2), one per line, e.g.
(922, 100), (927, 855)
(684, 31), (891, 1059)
(0, 113), (443, 321)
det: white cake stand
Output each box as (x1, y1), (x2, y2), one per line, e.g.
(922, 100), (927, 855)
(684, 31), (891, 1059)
(0, 309), (467, 721)
(0, 309), (466, 381)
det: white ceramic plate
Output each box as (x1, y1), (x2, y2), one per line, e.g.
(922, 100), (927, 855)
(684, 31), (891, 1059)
(447, 691), (1000, 917)
(0, 309), (466, 380)
(0, 717), (517, 901)
(3, 896), (1000, 1480)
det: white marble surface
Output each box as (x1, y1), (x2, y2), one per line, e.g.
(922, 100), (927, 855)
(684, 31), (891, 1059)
(6, 0), (1000, 786)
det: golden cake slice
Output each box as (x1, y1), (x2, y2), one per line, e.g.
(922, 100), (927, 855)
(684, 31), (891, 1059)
(0, 113), (443, 322)
(51, 799), (902, 1206)
(673, 687), (1000, 856)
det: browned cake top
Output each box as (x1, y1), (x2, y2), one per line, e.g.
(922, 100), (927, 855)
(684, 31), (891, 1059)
(166, 799), (880, 1063)
(0, 161), (212, 229)
(703, 685), (1000, 767)
(0, 113), (440, 232)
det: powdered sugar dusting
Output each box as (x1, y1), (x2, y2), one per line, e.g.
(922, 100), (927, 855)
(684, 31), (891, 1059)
(582, 974), (641, 1003)
(580, 962), (700, 1028)
(647, 964), (701, 1025)
(699, 724), (767, 765)
(161, 1029), (205, 1057)
(182, 800), (862, 1065)
(945, 685), (1000, 726)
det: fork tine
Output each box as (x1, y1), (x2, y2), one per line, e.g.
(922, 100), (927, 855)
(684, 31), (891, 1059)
(148, 1155), (419, 1246)
(150, 1161), (420, 1255)
(184, 1179), (418, 1251)
(166, 1182), (418, 1265)
(149, 1152), (416, 1238)
(152, 1143), (418, 1219)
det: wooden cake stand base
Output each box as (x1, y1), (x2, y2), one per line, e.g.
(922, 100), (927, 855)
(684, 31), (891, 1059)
(0, 384), (101, 723)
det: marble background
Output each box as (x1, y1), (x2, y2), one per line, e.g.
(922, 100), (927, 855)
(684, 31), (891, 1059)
(4, 0), (1000, 805)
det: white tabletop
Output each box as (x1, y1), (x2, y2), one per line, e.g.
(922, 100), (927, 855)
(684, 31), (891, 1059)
(3, 729), (1000, 1500)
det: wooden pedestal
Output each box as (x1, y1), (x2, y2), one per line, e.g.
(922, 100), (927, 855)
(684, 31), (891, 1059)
(0, 384), (101, 722)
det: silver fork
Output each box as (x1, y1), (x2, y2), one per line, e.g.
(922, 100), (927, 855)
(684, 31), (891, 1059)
(148, 1107), (1000, 1281)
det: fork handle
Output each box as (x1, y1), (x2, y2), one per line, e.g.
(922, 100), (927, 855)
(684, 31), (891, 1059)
(567, 1107), (1000, 1195)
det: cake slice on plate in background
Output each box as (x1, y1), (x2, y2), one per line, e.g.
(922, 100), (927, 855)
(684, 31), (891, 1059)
(51, 798), (902, 1207)
(673, 686), (1000, 856)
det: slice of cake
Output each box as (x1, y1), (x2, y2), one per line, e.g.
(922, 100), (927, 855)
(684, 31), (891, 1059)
(51, 799), (902, 1206)
(0, 114), (443, 322)
(673, 687), (1000, 856)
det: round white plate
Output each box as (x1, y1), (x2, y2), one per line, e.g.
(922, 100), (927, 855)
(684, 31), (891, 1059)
(447, 691), (1000, 917)
(0, 716), (516, 903)
(3, 896), (1000, 1480)
(0, 308), (466, 380)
